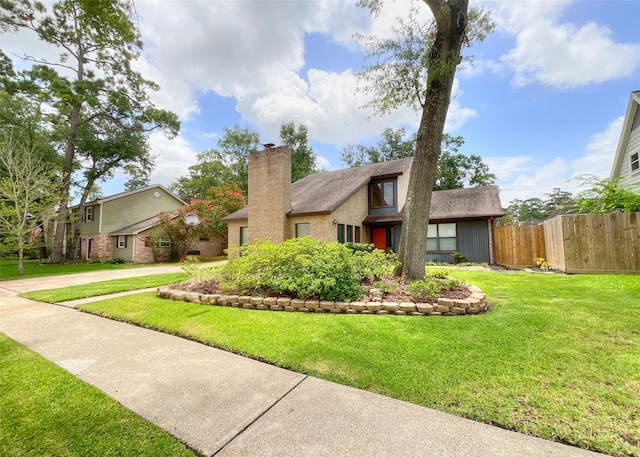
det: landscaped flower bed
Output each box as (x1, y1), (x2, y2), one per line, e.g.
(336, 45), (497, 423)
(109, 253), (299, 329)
(157, 283), (489, 316)
(157, 238), (490, 316)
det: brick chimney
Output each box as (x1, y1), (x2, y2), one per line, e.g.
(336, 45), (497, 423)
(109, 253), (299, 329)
(248, 145), (292, 243)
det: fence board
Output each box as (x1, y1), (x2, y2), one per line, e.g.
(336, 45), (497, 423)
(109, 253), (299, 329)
(542, 213), (640, 274)
(495, 225), (545, 268)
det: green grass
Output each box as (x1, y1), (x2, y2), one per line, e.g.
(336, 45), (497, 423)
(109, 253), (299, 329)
(0, 333), (196, 457)
(79, 270), (640, 457)
(20, 273), (189, 303)
(0, 258), (153, 281)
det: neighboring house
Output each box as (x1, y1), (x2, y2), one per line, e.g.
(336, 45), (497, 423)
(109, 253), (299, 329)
(73, 184), (220, 263)
(222, 146), (504, 264)
(610, 90), (640, 189)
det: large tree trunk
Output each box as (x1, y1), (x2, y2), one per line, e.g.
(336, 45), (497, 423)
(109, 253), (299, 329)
(398, 0), (469, 281)
(50, 111), (78, 263)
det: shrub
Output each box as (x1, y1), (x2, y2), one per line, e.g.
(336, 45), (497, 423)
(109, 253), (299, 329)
(217, 238), (399, 301)
(408, 275), (463, 301)
(451, 251), (468, 264)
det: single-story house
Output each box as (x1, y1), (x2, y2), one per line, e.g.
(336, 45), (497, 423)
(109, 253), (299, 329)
(222, 146), (504, 264)
(610, 90), (640, 189)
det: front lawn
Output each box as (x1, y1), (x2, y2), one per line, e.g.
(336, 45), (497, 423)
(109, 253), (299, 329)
(0, 334), (196, 457)
(20, 272), (189, 303)
(0, 258), (148, 281)
(80, 270), (640, 457)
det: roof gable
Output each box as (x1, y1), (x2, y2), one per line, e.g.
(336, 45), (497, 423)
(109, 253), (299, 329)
(610, 90), (640, 180)
(83, 184), (185, 207)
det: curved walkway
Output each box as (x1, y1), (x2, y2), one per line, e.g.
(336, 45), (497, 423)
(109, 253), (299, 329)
(0, 269), (603, 457)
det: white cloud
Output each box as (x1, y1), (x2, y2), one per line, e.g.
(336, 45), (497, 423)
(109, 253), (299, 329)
(574, 115), (623, 178)
(493, 1), (640, 89)
(147, 132), (198, 187)
(488, 116), (624, 205)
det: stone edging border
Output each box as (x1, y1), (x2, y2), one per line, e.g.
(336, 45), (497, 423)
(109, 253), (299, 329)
(157, 285), (489, 316)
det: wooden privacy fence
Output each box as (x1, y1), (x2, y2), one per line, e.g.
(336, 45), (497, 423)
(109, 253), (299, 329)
(543, 212), (640, 274)
(494, 213), (640, 273)
(494, 224), (545, 268)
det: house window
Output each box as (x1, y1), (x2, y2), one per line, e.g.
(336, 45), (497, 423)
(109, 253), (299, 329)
(427, 223), (457, 252)
(337, 223), (345, 243)
(117, 235), (127, 249)
(346, 225), (353, 242)
(295, 223), (310, 238)
(631, 151), (639, 173)
(370, 180), (395, 208)
(239, 226), (248, 246)
(159, 237), (171, 247)
(144, 236), (151, 247)
(354, 226), (361, 243)
(85, 206), (93, 222)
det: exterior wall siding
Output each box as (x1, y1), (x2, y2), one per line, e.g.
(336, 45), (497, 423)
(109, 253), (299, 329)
(457, 219), (490, 263)
(113, 235), (134, 261)
(99, 188), (183, 234)
(424, 219), (490, 264)
(619, 126), (640, 188)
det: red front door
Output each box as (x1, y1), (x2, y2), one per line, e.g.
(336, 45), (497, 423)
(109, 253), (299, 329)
(372, 228), (387, 251)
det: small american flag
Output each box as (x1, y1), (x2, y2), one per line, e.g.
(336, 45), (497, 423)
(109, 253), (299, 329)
(29, 225), (43, 244)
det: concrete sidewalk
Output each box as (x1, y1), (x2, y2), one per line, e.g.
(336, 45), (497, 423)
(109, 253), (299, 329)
(0, 278), (603, 456)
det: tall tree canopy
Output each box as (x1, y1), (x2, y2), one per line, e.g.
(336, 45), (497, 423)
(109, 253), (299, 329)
(341, 129), (495, 190)
(170, 122), (318, 199)
(0, 0), (180, 263)
(356, 0), (494, 280)
(0, 132), (58, 274)
(280, 122), (318, 182)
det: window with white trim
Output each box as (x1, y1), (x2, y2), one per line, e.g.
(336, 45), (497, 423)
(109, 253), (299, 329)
(86, 206), (93, 222)
(159, 237), (171, 247)
(117, 235), (127, 249)
(427, 223), (457, 252)
(631, 151), (639, 173)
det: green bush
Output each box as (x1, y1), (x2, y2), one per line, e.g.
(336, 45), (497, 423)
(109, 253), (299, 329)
(218, 238), (399, 301)
(451, 251), (468, 264)
(408, 276), (463, 301)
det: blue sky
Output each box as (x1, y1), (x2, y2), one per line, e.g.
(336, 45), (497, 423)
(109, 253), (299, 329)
(3, 0), (640, 206)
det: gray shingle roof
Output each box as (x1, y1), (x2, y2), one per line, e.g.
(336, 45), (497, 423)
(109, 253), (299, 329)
(222, 158), (503, 222)
(110, 212), (177, 236)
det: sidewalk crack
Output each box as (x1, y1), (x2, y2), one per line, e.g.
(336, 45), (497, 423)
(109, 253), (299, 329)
(212, 375), (308, 456)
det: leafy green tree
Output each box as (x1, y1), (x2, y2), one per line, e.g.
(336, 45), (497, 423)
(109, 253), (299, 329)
(171, 122), (318, 198)
(0, 0), (180, 263)
(0, 132), (58, 274)
(434, 150), (496, 190)
(502, 188), (575, 225)
(341, 129), (494, 190)
(170, 149), (235, 200)
(213, 125), (261, 194)
(573, 178), (640, 213)
(341, 127), (415, 167)
(280, 122), (318, 182)
(69, 123), (153, 259)
(504, 198), (548, 223)
(356, 0), (494, 280)
(156, 182), (246, 261)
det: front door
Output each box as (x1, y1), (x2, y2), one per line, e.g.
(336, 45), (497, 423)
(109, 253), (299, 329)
(372, 228), (387, 251)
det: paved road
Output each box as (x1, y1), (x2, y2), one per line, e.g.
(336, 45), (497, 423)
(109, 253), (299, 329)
(0, 268), (604, 457)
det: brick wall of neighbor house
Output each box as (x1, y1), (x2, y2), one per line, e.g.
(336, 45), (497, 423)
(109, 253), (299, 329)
(248, 146), (292, 243)
(190, 238), (224, 257)
(92, 234), (112, 260)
